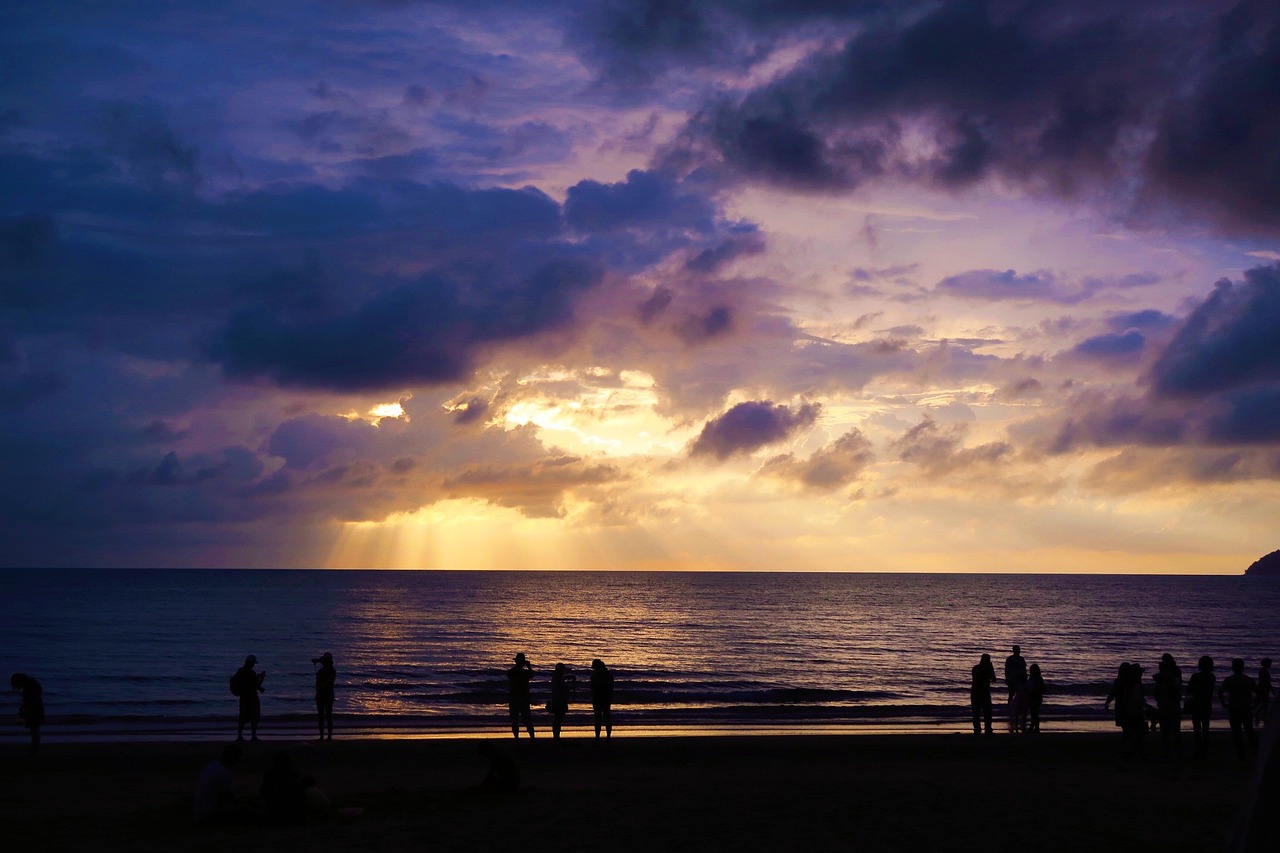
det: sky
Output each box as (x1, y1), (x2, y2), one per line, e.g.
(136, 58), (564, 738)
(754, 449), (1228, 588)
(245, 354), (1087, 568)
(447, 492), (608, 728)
(2, 0), (1278, 572)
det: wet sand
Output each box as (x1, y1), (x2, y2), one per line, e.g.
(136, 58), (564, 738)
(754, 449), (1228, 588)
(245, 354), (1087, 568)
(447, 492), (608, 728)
(0, 732), (1256, 852)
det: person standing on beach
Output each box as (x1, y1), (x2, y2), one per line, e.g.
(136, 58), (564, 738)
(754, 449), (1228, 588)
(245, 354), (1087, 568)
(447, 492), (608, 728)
(1219, 658), (1258, 759)
(313, 652), (336, 741)
(1004, 645), (1027, 701)
(970, 653), (997, 735)
(1152, 653), (1184, 759)
(231, 655), (266, 742)
(1256, 658), (1273, 728)
(10, 673), (44, 755)
(1027, 663), (1045, 734)
(549, 662), (575, 739)
(507, 653), (535, 739)
(1187, 655), (1216, 759)
(590, 658), (614, 739)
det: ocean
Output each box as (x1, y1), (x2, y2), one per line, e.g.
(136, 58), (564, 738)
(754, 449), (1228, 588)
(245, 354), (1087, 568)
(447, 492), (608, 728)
(2, 570), (1277, 741)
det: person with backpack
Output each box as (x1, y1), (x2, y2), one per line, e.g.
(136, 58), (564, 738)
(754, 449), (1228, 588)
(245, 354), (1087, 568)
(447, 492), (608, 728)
(230, 655), (266, 742)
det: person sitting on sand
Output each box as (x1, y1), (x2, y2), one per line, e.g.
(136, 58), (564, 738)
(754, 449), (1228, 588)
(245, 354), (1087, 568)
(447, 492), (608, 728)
(971, 654), (997, 735)
(478, 741), (520, 792)
(194, 743), (257, 824)
(261, 751), (308, 825)
(10, 673), (44, 756)
(507, 653), (535, 739)
(1187, 656), (1216, 759)
(591, 658), (614, 739)
(1219, 658), (1258, 759)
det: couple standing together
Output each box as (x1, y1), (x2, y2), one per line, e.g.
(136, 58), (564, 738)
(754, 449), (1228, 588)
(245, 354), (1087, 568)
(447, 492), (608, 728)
(971, 645), (1044, 735)
(507, 653), (614, 739)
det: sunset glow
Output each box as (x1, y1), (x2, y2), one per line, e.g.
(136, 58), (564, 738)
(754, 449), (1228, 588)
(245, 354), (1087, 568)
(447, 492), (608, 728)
(3, 1), (1278, 572)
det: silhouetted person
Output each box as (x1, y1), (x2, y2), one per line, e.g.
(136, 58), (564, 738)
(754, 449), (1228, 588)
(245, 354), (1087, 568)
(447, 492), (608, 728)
(261, 751), (307, 825)
(1105, 662), (1146, 756)
(1256, 658), (1273, 728)
(1220, 658), (1259, 759)
(590, 658), (614, 739)
(313, 652), (335, 741)
(1004, 645), (1027, 701)
(970, 654), (996, 735)
(549, 662), (576, 739)
(231, 655), (266, 742)
(507, 653), (535, 739)
(1009, 677), (1030, 734)
(478, 741), (520, 792)
(1152, 653), (1184, 759)
(10, 673), (44, 755)
(1187, 655), (1216, 759)
(193, 743), (256, 824)
(1027, 663), (1045, 733)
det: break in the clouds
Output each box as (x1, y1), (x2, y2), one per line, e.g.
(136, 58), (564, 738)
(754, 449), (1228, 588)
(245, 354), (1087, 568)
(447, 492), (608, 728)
(2, 0), (1279, 571)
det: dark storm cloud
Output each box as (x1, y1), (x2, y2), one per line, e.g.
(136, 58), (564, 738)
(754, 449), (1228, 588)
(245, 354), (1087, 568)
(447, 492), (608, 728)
(564, 169), (717, 235)
(214, 257), (604, 391)
(1149, 263), (1280, 398)
(266, 414), (379, 470)
(658, 0), (1280, 236)
(1070, 331), (1145, 360)
(689, 400), (819, 459)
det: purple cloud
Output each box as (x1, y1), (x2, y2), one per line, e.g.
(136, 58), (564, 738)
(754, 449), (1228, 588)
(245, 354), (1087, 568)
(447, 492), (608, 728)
(690, 400), (820, 459)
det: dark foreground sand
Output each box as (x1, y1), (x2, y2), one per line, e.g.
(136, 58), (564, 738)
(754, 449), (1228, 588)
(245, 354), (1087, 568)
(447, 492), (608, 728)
(0, 732), (1261, 852)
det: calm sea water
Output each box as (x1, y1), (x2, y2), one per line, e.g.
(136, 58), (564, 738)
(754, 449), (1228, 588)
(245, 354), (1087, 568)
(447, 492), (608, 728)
(1, 570), (1277, 739)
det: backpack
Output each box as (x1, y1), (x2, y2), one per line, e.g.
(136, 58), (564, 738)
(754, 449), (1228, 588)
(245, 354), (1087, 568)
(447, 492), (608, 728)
(230, 672), (242, 696)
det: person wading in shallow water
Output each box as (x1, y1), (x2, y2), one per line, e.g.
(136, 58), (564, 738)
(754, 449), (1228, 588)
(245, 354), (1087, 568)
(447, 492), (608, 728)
(507, 653), (535, 739)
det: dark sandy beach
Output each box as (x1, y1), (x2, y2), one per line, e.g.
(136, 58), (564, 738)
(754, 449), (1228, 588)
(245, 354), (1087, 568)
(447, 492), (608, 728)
(0, 732), (1260, 852)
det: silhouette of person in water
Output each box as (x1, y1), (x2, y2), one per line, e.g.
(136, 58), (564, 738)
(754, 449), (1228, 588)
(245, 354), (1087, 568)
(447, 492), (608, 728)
(1004, 645), (1027, 701)
(1220, 658), (1259, 759)
(1256, 658), (1273, 729)
(591, 658), (614, 739)
(507, 653), (535, 739)
(313, 652), (336, 741)
(1027, 663), (1045, 733)
(231, 655), (266, 742)
(1152, 653), (1184, 759)
(549, 663), (576, 739)
(1187, 655), (1216, 759)
(970, 654), (997, 735)
(478, 741), (520, 792)
(9, 673), (44, 755)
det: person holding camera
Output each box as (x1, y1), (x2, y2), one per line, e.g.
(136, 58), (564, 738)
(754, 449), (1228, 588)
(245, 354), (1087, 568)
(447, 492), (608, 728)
(231, 655), (266, 742)
(313, 652), (336, 741)
(507, 653), (535, 739)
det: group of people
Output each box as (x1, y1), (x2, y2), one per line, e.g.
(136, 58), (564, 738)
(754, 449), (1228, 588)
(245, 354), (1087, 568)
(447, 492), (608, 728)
(966, 645), (1274, 761)
(222, 651), (616, 743)
(970, 645), (1045, 735)
(193, 743), (334, 825)
(506, 654), (614, 740)
(1107, 654), (1272, 760)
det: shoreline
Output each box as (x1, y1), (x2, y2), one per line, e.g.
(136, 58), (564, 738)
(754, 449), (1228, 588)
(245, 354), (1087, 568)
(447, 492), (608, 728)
(1, 731), (1262, 852)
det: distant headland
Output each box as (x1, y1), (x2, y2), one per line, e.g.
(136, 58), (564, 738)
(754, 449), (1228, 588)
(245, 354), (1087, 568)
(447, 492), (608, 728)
(1245, 550), (1280, 575)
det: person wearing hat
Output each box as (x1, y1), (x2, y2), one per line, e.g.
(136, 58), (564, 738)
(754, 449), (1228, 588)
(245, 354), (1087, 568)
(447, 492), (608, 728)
(231, 655), (266, 742)
(507, 653), (535, 739)
(313, 652), (336, 741)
